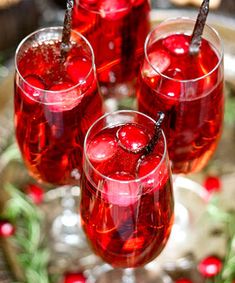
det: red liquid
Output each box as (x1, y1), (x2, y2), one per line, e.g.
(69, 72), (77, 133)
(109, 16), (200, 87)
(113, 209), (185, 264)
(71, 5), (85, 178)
(72, 0), (150, 87)
(15, 40), (103, 185)
(137, 34), (224, 173)
(81, 124), (174, 267)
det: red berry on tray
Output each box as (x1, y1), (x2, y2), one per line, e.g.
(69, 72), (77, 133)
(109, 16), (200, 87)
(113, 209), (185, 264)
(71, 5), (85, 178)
(25, 183), (44, 205)
(63, 272), (87, 283)
(0, 220), (15, 237)
(198, 256), (222, 278)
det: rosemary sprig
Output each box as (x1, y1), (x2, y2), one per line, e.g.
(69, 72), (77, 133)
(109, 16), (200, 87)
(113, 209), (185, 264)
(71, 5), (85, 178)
(2, 183), (54, 283)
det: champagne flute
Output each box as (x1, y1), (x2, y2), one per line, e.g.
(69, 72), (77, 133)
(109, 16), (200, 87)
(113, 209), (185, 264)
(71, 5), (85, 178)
(81, 110), (174, 282)
(14, 26), (104, 251)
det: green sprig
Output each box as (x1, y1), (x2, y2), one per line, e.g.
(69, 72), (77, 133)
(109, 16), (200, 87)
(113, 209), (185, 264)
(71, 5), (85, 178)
(207, 195), (235, 283)
(3, 183), (53, 283)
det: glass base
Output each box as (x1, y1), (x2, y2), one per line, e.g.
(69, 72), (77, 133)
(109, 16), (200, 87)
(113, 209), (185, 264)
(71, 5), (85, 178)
(101, 81), (137, 112)
(41, 185), (101, 272)
(155, 176), (209, 265)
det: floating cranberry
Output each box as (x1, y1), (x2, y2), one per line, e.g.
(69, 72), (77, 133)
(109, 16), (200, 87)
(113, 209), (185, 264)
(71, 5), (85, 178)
(63, 272), (87, 283)
(198, 256), (222, 278)
(25, 184), (44, 205)
(0, 220), (15, 237)
(22, 74), (45, 104)
(67, 56), (92, 85)
(137, 154), (161, 177)
(117, 124), (149, 153)
(137, 154), (168, 191)
(203, 176), (221, 194)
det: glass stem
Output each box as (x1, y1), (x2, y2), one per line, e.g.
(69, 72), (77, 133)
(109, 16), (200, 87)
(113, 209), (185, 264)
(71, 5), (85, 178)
(122, 268), (136, 283)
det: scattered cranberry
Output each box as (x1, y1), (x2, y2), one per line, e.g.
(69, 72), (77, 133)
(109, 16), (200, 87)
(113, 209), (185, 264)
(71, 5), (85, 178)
(203, 176), (221, 194)
(25, 184), (44, 205)
(175, 279), (192, 283)
(198, 256), (222, 278)
(63, 272), (87, 283)
(0, 220), (15, 237)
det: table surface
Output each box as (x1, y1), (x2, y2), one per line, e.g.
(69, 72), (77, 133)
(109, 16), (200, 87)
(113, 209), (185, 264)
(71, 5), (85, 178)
(0, 4), (235, 283)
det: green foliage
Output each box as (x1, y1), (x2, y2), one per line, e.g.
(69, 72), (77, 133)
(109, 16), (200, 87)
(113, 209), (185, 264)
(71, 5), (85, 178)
(207, 196), (235, 283)
(3, 183), (54, 283)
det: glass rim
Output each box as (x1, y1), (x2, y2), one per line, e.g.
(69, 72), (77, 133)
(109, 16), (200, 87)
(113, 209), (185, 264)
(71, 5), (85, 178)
(15, 26), (96, 103)
(83, 110), (168, 186)
(144, 17), (224, 84)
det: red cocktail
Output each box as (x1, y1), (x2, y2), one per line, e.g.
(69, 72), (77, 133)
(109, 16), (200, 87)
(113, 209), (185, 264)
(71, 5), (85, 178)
(15, 27), (103, 185)
(72, 0), (150, 98)
(81, 110), (174, 268)
(137, 18), (224, 174)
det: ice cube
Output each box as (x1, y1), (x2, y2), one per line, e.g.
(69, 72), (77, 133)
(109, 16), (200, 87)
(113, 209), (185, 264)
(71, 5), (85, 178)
(142, 49), (171, 78)
(117, 124), (149, 153)
(46, 82), (82, 112)
(162, 34), (189, 56)
(87, 133), (118, 163)
(103, 172), (139, 206)
(99, 0), (131, 20)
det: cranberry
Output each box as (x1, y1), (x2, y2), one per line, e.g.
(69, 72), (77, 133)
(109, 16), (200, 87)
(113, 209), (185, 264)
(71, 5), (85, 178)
(67, 57), (92, 85)
(25, 184), (44, 205)
(203, 176), (221, 193)
(0, 220), (15, 237)
(22, 74), (45, 104)
(63, 272), (87, 283)
(198, 256), (222, 278)
(175, 279), (192, 283)
(117, 124), (149, 153)
(137, 154), (168, 191)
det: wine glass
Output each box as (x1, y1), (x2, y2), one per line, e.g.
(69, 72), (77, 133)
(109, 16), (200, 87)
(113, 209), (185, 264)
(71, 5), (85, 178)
(136, 17), (224, 251)
(14, 26), (104, 254)
(72, 0), (151, 111)
(81, 110), (174, 282)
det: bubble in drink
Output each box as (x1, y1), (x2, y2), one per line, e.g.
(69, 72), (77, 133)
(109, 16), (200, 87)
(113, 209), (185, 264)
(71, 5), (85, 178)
(117, 124), (149, 153)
